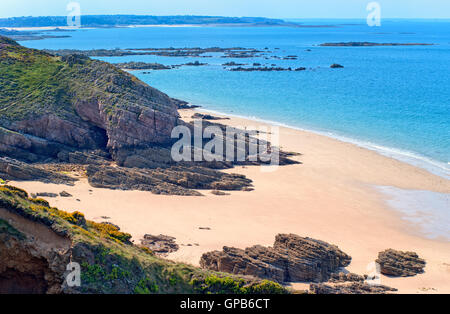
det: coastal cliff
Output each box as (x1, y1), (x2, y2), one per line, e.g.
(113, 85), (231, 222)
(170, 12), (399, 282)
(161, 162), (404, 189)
(0, 35), (179, 160)
(0, 36), (297, 195)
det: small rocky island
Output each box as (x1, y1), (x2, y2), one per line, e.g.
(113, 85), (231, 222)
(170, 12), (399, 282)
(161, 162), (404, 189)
(320, 42), (434, 47)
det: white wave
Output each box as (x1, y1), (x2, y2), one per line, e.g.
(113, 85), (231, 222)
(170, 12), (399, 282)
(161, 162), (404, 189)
(194, 106), (450, 180)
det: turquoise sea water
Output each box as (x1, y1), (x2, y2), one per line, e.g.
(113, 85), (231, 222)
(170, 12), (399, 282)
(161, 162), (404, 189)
(22, 19), (450, 178)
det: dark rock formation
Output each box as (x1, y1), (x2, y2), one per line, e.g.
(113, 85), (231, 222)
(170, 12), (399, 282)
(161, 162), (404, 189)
(183, 61), (208, 66)
(86, 164), (253, 196)
(59, 191), (72, 197)
(114, 61), (172, 70)
(192, 113), (229, 120)
(36, 192), (58, 198)
(376, 249), (426, 277)
(229, 66), (293, 72)
(0, 157), (75, 185)
(211, 190), (229, 196)
(222, 62), (245, 66)
(330, 63), (344, 68)
(310, 282), (397, 294)
(328, 272), (365, 283)
(140, 234), (179, 256)
(320, 42), (434, 47)
(200, 233), (351, 283)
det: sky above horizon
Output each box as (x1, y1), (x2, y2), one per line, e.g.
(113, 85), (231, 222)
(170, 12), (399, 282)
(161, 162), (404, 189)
(1, 0), (449, 19)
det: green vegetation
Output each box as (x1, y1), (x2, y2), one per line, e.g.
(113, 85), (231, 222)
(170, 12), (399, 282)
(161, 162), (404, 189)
(190, 275), (288, 294)
(0, 184), (289, 294)
(0, 218), (25, 239)
(0, 35), (150, 123)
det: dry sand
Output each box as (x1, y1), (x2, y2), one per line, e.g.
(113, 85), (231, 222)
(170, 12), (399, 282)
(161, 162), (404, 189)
(10, 108), (450, 294)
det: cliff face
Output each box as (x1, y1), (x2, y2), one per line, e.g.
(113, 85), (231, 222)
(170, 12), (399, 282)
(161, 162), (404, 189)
(0, 36), (179, 161)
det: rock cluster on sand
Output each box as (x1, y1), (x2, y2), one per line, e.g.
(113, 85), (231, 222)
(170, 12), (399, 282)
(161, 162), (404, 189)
(200, 233), (351, 283)
(192, 113), (229, 120)
(376, 249), (426, 277)
(309, 282), (397, 294)
(328, 272), (365, 283)
(140, 234), (179, 255)
(0, 157), (75, 185)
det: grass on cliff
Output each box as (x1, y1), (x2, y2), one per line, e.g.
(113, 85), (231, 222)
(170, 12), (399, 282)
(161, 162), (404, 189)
(0, 184), (288, 294)
(0, 35), (142, 122)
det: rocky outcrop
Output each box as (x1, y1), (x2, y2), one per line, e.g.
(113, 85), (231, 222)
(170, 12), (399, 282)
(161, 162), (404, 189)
(0, 36), (180, 158)
(376, 249), (426, 277)
(200, 234), (351, 283)
(309, 282), (397, 294)
(86, 164), (253, 196)
(328, 272), (365, 283)
(320, 42), (434, 47)
(0, 157), (75, 184)
(192, 113), (229, 120)
(140, 234), (179, 256)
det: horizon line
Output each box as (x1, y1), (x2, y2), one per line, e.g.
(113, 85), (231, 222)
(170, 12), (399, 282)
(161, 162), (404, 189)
(1, 14), (450, 20)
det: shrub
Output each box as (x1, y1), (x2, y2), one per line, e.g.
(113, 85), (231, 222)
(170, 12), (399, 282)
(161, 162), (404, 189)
(90, 221), (132, 244)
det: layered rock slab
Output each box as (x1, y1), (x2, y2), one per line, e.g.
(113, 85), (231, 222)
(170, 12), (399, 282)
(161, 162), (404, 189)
(376, 249), (426, 277)
(200, 234), (351, 283)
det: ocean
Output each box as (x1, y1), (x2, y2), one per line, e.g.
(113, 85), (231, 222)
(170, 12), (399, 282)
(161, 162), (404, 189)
(22, 19), (450, 179)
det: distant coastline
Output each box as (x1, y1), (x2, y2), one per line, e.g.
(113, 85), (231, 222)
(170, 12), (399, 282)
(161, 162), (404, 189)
(0, 14), (319, 29)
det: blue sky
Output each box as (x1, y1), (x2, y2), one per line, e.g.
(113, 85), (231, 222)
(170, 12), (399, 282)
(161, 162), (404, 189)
(1, 0), (449, 19)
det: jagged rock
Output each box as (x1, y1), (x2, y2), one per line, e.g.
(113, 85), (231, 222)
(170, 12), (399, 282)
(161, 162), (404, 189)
(59, 191), (72, 197)
(376, 249), (426, 277)
(309, 282), (397, 294)
(328, 272), (365, 283)
(200, 233), (351, 283)
(140, 234), (179, 255)
(86, 164), (252, 196)
(211, 190), (229, 195)
(0, 157), (76, 185)
(192, 113), (229, 120)
(36, 192), (58, 198)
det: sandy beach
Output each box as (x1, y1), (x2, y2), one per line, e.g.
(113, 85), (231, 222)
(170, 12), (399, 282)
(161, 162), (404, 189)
(10, 108), (450, 294)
